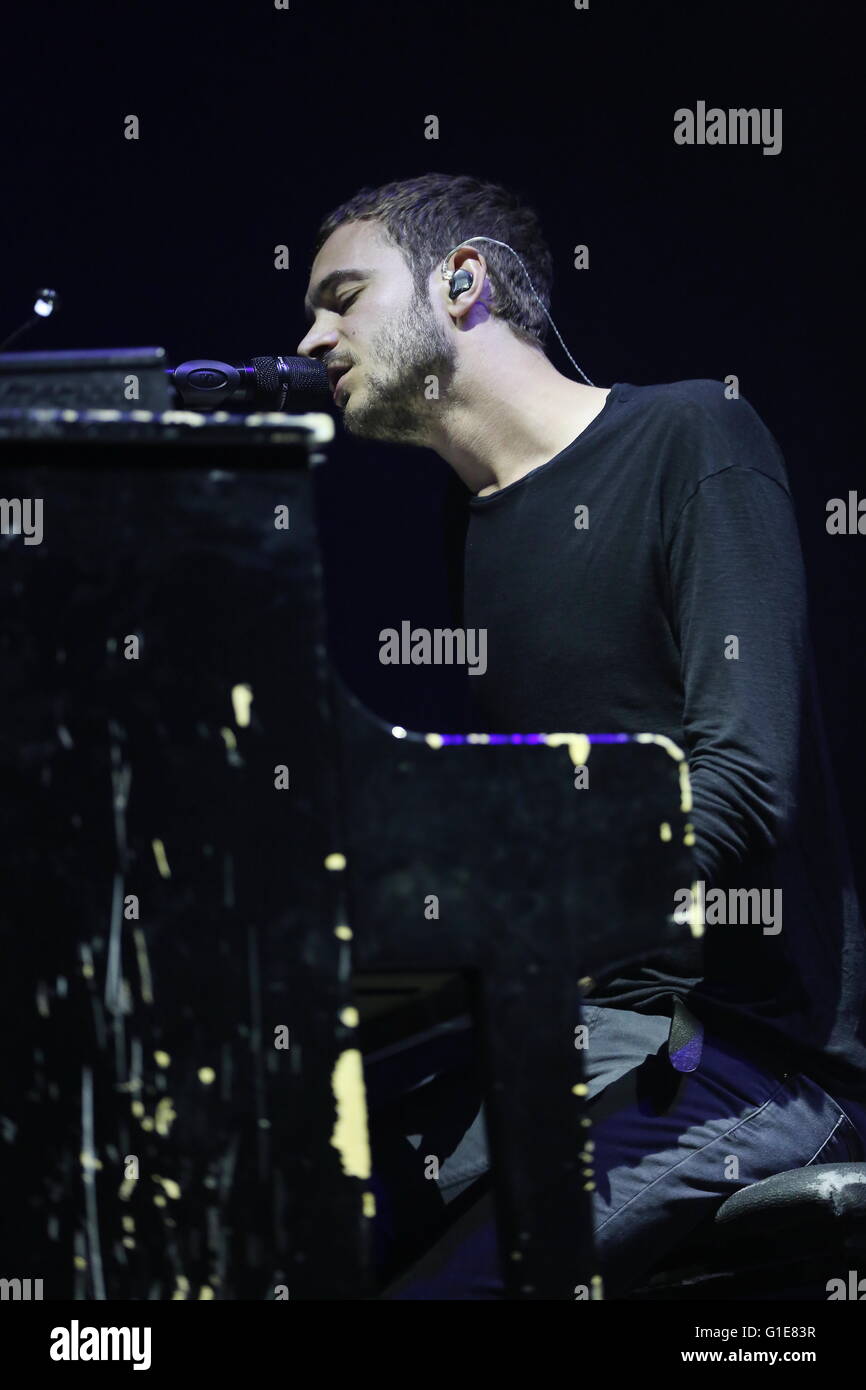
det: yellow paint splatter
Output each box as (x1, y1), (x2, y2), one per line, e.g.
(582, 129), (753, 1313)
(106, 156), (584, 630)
(152, 839), (171, 879)
(330, 1049), (371, 1179)
(154, 1097), (177, 1136)
(634, 734), (692, 811)
(686, 879), (706, 939)
(231, 683), (254, 727)
(542, 732), (591, 767)
(324, 852), (346, 871)
(572, 1083), (588, 1097)
(425, 733), (444, 749)
(220, 727), (237, 751)
(198, 1067), (216, 1085)
(133, 929), (154, 1005)
(340, 1006), (359, 1028)
(362, 1191), (376, 1218)
(334, 925), (352, 940)
(199, 1286), (215, 1300)
(74, 1256), (88, 1270)
(678, 760), (693, 813)
(154, 1050), (170, 1068)
(635, 731), (686, 761)
(659, 821), (672, 842)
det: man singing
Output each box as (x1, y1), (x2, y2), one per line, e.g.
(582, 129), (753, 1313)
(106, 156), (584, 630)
(297, 172), (866, 1298)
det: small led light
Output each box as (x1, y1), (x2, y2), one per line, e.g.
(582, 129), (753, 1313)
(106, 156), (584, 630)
(391, 726), (407, 739)
(33, 288), (59, 318)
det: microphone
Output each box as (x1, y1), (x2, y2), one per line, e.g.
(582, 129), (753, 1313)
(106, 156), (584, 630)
(168, 355), (330, 410)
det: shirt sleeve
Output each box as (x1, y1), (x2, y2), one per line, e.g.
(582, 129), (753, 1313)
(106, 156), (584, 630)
(666, 448), (809, 887)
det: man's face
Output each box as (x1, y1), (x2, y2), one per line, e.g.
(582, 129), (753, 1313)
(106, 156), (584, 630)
(297, 220), (458, 444)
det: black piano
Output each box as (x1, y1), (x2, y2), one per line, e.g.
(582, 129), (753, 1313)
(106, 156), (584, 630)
(0, 401), (697, 1300)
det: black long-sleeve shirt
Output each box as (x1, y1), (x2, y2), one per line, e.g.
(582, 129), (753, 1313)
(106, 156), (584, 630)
(462, 378), (866, 1099)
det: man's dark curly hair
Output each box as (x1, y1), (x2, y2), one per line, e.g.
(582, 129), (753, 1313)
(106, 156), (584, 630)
(312, 172), (553, 353)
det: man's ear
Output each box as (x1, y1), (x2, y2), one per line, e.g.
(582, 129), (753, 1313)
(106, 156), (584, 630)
(441, 249), (490, 323)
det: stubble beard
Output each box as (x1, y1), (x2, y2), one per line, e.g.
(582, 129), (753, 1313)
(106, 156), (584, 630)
(342, 287), (458, 445)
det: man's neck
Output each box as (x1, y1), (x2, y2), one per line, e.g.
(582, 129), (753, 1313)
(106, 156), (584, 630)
(424, 350), (610, 497)
(473, 383), (611, 497)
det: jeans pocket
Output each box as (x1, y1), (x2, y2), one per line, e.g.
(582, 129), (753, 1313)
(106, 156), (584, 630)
(807, 1107), (863, 1165)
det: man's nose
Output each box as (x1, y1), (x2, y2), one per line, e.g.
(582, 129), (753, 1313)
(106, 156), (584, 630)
(296, 322), (339, 358)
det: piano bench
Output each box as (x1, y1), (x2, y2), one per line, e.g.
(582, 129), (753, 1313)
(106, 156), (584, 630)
(621, 1162), (866, 1299)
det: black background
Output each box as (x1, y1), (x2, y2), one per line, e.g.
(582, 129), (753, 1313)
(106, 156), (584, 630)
(2, 0), (862, 897)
